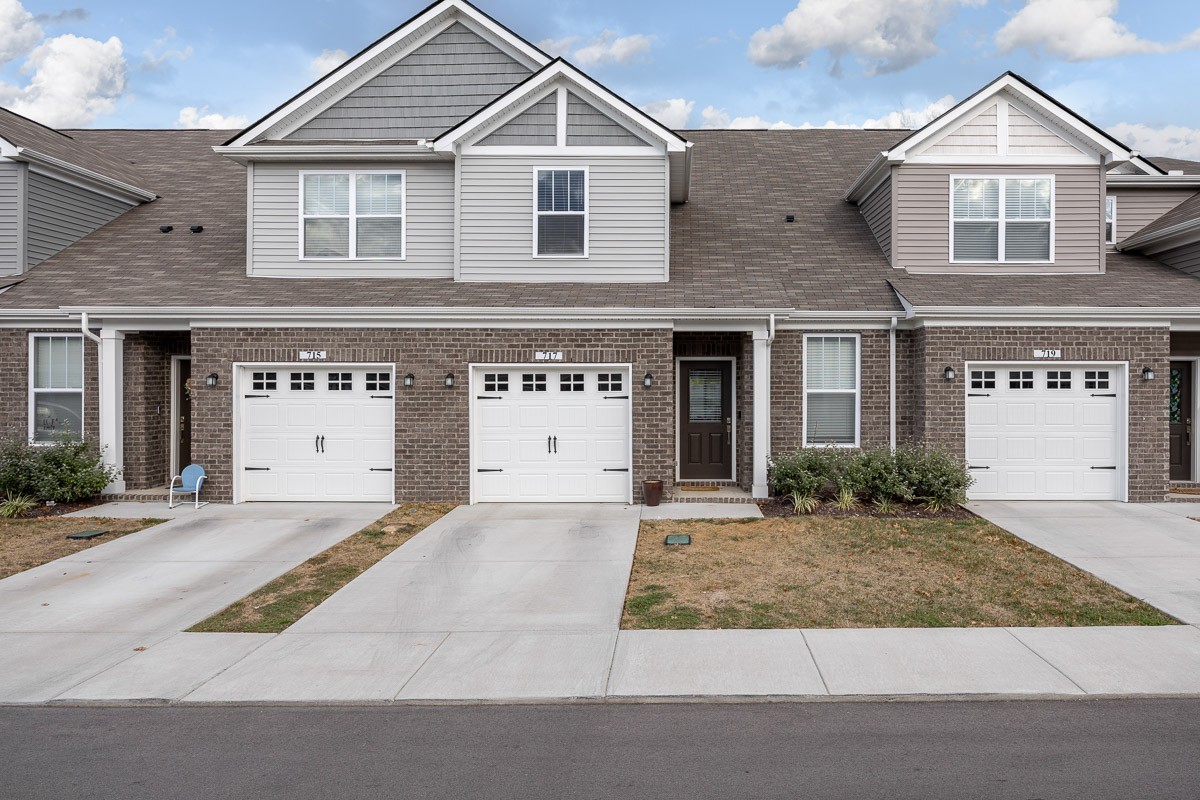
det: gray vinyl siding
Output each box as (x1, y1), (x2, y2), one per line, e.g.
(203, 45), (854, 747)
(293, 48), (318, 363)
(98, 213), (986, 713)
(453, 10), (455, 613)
(249, 161), (454, 278)
(859, 176), (892, 263)
(1108, 188), (1198, 245)
(284, 23), (531, 141)
(0, 162), (18, 276)
(566, 93), (645, 146)
(479, 95), (556, 146)
(1157, 241), (1200, 277)
(25, 170), (131, 270)
(893, 164), (1103, 273)
(458, 155), (668, 282)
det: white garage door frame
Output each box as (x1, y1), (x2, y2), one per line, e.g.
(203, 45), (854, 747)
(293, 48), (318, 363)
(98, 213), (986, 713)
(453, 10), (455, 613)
(468, 363), (634, 505)
(964, 360), (1129, 502)
(232, 362), (396, 504)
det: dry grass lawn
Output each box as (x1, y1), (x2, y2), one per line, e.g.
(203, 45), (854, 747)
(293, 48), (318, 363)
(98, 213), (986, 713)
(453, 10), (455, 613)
(0, 517), (163, 580)
(191, 503), (455, 633)
(623, 516), (1175, 629)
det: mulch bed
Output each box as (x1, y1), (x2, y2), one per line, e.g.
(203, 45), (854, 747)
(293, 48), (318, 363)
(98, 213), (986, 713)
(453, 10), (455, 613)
(11, 497), (108, 519)
(757, 496), (976, 520)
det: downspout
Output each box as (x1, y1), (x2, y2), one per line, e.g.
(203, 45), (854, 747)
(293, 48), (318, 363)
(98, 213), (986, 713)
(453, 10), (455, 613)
(889, 315), (898, 451)
(80, 312), (101, 345)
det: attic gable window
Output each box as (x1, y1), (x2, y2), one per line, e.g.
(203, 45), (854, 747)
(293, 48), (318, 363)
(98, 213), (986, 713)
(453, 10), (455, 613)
(951, 176), (1053, 263)
(301, 171), (405, 260)
(535, 168), (588, 257)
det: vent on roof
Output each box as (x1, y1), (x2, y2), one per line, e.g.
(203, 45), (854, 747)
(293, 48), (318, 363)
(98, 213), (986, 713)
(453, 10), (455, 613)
(785, 214), (796, 223)
(190, 225), (204, 234)
(159, 225), (173, 233)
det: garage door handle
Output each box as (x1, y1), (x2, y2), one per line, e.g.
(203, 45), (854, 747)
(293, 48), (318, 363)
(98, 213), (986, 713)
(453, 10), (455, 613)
(604, 395), (629, 400)
(244, 394), (270, 399)
(604, 468), (630, 472)
(477, 469), (503, 473)
(553, 436), (557, 454)
(1090, 393), (1117, 397)
(968, 465), (990, 470)
(244, 467), (270, 471)
(369, 468), (393, 472)
(1091, 466), (1118, 470)
(967, 393), (991, 397)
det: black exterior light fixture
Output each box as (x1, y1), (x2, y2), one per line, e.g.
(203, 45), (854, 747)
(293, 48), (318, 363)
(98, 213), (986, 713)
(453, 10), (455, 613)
(944, 366), (957, 381)
(403, 373), (415, 388)
(1142, 366), (1156, 381)
(444, 372), (455, 388)
(205, 373), (219, 388)
(643, 372), (654, 388)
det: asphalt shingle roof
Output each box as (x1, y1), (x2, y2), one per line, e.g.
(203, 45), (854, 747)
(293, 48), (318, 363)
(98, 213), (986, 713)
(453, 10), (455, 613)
(1147, 157), (1200, 175)
(0, 109), (151, 192)
(1126, 191), (1200, 244)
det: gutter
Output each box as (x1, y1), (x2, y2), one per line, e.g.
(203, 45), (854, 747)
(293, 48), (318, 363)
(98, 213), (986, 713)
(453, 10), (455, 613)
(1107, 174), (1200, 188)
(14, 148), (156, 203)
(212, 144), (446, 164)
(843, 152), (892, 202)
(58, 305), (795, 323)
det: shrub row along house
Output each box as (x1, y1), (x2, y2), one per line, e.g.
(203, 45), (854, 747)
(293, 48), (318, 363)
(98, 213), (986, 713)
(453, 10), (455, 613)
(2, 0), (1200, 505)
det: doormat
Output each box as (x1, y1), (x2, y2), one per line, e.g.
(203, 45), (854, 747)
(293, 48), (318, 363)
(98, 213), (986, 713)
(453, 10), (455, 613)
(679, 485), (720, 492)
(1171, 487), (1200, 495)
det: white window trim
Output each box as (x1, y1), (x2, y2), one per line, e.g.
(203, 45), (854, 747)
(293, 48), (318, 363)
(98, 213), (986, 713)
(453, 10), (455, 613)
(532, 166), (590, 259)
(298, 169), (407, 261)
(949, 174), (1056, 264)
(28, 332), (85, 445)
(1106, 195), (1117, 245)
(802, 333), (861, 448)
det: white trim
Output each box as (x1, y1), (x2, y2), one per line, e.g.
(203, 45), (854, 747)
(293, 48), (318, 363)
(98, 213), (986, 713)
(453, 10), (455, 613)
(27, 332), (86, 445)
(1106, 194), (1117, 245)
(231, 362), (397, 504)
(532, 166), (589, 259)
(463, 145), (662, 156)
(674, 356), (737, 483)
(12, 147), (154, 202)
(245, 162), (255, 275)
(555, 87), (568, 147)
(949, 174), (1056, 265)
(964, 360), (1129, 502)
(466, 362), (634, 504)
(298, 169), (407, 261)
(802, 333), (861, 448)
(169, 355), (192, 480)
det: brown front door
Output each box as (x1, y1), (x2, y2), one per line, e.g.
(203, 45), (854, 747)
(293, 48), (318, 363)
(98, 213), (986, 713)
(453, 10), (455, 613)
(679, 361), (733, 480)
(176, 359), (193, 474)
(1170, 361), (1192, 481)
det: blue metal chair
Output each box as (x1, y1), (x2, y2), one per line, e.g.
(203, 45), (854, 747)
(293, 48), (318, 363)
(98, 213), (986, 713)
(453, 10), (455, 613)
(169, 464), (208, 509)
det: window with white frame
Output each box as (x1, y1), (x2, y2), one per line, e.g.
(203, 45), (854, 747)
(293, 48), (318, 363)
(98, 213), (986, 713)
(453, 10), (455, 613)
(804, 335), (860, 446)
(952, 176), (1052, 262)
(302, 171), (405, 260)
(1106, 196), (1117, 244)
(29, 334), (84, 443)
(535, 168), (587, 257)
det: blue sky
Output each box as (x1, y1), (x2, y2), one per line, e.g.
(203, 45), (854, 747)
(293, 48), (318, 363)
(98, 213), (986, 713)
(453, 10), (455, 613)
(2, 0), (1199, 157)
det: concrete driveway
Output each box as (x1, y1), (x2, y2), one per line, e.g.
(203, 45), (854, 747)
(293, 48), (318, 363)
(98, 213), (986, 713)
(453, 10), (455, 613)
(0, 502), (386, 703)
(969, 501), (1200, 624)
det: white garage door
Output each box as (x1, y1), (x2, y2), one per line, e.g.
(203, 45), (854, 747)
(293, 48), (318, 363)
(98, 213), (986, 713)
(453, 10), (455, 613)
(966, 364), (1124, 501)
(238, 366), (394, 502)
(472, 366), (631, 503)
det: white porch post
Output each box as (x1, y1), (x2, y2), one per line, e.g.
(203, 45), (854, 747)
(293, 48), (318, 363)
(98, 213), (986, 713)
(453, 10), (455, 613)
(752, 329), (772, 499)
(99, 328), (126, 494)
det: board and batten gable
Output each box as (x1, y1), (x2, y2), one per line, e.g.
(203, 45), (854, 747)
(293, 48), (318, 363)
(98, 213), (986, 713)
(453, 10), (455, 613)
(1107, 187), (1199, 246)
(892, 164), (1105, 274)
(0, 161), (18, 276)
(458, 154), (669, 282)
(249, 161), (454, 278)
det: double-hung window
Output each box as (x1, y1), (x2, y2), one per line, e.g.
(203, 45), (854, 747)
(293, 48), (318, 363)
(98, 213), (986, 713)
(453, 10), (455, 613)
(1105, 196), (1117, 244)
(29, 334), (84, 443)
(803, 334), (860, 447)
(302, 171), (405, 260)
(951, 176), (1052, 262)
(535, 168), (587, 257)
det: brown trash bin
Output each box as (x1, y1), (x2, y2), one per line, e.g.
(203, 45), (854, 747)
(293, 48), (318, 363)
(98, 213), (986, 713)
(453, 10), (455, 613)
(642, 480), (664, 507)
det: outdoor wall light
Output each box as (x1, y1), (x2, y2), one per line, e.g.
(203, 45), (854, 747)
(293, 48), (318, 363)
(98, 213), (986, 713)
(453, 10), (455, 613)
(205, 373), (219, 388)
(643, 372), (654, 388)
(403, 373), (415, 388)
(943, 366), (957, 381)
(444, 372), (455, 388)
(1142, 366), (1156, 381)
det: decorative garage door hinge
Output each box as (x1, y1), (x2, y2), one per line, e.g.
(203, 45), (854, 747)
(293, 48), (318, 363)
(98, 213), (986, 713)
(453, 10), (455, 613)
(1091, 466), (1118, 470)
(244, 394), (270, 399)
(968, 465), (990, 470)
(1090, 393), (1117, 397)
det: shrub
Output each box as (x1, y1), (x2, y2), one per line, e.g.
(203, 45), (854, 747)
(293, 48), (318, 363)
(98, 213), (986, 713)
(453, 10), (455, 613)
(895, 445), (972, 509)
(857, 448), (912, 503)
(0, 494), (38, 519)
(768, 449), (836, 498)
(0, 437), (118, 504)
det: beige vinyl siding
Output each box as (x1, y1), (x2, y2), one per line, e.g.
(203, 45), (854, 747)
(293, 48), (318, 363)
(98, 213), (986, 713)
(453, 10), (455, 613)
(1157, 241), (1200, 277)
(250, 161), (454, 278)
(859, 176), (892, 263)
(926, 103), (998, 156)
(1007, 105), (1081, 156)
(458, 155), (668, 282)
(479, 94), (556, 146)
(1108, 188), (1198, 245)
(893, 164), (1104, 274)
(25, 170), (132, 270)
(0, 162), (18, 276)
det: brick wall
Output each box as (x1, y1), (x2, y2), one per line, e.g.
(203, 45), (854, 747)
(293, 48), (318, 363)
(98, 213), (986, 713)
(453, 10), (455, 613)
(189, 327), (676, 503)
(914, 325), (1170, 502)
(122, 332), (191, 489)
(0, 329), (99, 443)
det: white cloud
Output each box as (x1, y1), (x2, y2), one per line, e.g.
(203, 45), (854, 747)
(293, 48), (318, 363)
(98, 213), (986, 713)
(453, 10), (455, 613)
(862, 94), (956, 128)
(701, 105), (799, 130)
(699, 95), (957, 131)
(997, 0), (1200, 61)
(176, 106), (248, 129)
(1107, 122), (1200, 161)
(748, 0), (983, 75)
(538, 30), (654, 67)
(2, 34), (127, 127)
(309, 48), (348, 78)
(639, 98), (695, 129)
(0, 0), (43, 64)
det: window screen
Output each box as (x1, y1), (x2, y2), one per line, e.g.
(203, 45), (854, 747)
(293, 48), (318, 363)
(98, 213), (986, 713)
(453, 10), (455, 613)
(303, 172), (404, 259)
(952, 176), (1051, 262)
(804, 336), (859, 446)
(536, 169), (586, 256)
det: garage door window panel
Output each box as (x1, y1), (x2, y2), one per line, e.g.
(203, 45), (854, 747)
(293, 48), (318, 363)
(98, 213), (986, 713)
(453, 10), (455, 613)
(365, 373), (390, 392)
(1046, 371), (1072, 390)
(804, 335), (860, 447)
(970, 370), (996, 390)
(1085, 370), (1110, 390)
(328, 372), (353, 391)
(560, 373), (584, 392)
(523, 374), (547, 392)
(252, 372), (278, 392)
(29, 334), (84, 443)
(291, 372), (315, 391)
(1009, 370), (1033, 390)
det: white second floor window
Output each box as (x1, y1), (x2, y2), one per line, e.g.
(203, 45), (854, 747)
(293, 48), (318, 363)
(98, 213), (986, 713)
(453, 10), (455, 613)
(952, 176), (1053, 263)
(535, 168), (587, 257)
(302, 171), (405, 260)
